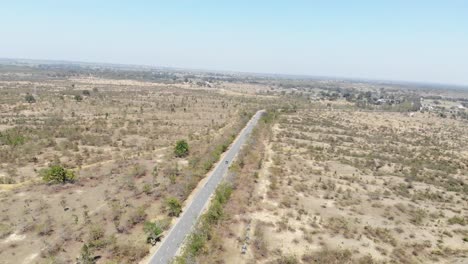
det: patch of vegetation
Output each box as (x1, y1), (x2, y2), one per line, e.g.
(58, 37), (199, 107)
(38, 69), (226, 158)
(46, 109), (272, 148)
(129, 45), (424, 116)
(0, 223), (12, 239)
(143, 219), (170, 245)
(108, 241), (148, 263)
(40, 165), (76, 184)
(0, 129), (26, 147)
(447, 216), (466, 226)
(0, 176), (16, 184)
(301, 248), (377, 264)
(165, 197), (182, 217)
(77, 243), (95, 264)
(25, 94), (36, 103)
(174, 140), (189, 157)
(88, 226), (110, 249)
(74, 94), (83, 101)
(200, 135), (235, 173)
(174, 183), (233, 263)
(128, 164), (147, 178)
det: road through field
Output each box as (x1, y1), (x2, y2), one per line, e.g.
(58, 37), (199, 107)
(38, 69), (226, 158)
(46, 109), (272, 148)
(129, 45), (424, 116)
(148, 110), (265, 264)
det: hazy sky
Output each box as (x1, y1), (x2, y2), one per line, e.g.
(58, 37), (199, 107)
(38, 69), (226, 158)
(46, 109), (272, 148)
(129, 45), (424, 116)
(1, 1), (467, 85)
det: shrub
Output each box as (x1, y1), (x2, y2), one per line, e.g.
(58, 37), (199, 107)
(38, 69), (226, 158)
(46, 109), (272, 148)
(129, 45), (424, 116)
(74, 94), (83, 101)
(0, 176), (15, 184)
(253, 223), (268, 258)
(143, 221), (164, 245)
(142, 183), (152, 195)
(25, 94), (36, 103)
(0, 223), (12, 239)
(447, 216), (466, 226)
(186, 232), (206, 256)
(36, 217), (54, 236)
(174, 140), (189, 157)
(129, 164), (147, 178)
(166, 197), (182, 217)
(0, 129), (26, 147)
(409, 208), (427, 225)
(77, 243), (95, 264)
(41, 165), (76, 184)
(109, 242), (148, 263)
(203, 183), (233, 224)
(302, 248), (352, 264)
(277, 255), (299, 264)
(128, 206), (147, 225)
(88, 226), (107, 248)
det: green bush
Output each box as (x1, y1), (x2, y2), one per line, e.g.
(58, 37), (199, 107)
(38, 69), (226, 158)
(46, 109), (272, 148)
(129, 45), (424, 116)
(25, 94), (36, 103)
(41, 165), (76, 184)
(187, 232), (206, 256)
(142, 183), (152, 195)
(87, 226), (112, 249)
(143, 221), (164, 245)
(166, 197), (182, 217)
(174, 140), (189, 157)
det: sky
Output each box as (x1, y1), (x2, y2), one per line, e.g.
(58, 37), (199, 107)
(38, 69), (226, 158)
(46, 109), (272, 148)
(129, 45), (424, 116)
(1, 1), (467, 85)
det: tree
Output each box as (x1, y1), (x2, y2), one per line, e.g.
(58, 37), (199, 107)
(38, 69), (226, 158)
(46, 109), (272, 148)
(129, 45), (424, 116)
(25, 94), (36, 103)
(166, 197), (182, 217)
(41, 165), (76, 184)
(174, 140), (189, 157)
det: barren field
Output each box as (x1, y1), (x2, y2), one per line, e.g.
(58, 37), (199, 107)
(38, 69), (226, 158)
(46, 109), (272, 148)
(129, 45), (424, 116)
(1, 64), (468, 264)
(200, 103), (468, 264)
(0, 67), (271, 263)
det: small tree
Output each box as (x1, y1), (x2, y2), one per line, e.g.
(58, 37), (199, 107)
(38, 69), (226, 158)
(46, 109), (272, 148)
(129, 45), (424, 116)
(41, 165), (76, 184)
(25, 94), (36, 103)
(166, 197), (182, 217)
(174, 140), (189, 157)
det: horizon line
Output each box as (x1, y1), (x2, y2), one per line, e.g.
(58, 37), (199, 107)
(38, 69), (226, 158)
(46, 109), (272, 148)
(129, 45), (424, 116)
(1, 56), (467, 90)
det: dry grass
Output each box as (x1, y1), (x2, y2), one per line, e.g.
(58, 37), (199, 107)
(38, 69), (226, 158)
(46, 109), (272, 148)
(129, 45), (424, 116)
(200, 102), (468, 263)
(0, 68), (272, 263)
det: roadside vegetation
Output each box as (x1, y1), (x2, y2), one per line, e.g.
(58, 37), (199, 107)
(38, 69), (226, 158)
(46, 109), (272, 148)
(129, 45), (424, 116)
(174, 182), (233, 264)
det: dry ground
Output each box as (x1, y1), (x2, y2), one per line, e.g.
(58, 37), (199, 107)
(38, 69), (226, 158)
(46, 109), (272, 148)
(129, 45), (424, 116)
(200, 103), (468, 264)
(0, 74), (270, 263)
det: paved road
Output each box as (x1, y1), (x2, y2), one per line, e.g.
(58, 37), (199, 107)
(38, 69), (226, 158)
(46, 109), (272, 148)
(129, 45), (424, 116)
(148, 110), (265, 264)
